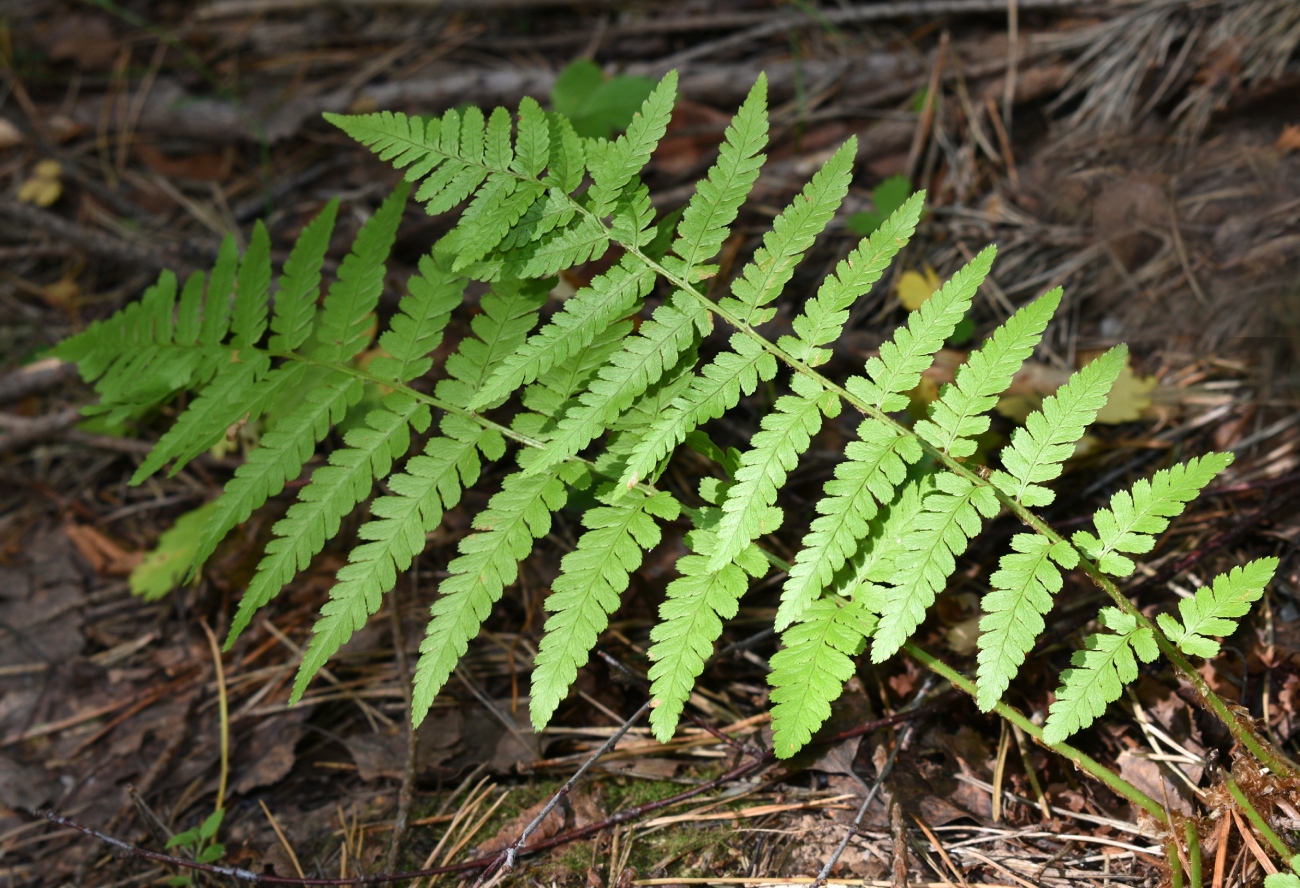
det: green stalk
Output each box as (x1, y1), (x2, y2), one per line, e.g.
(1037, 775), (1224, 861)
(1227, 776), (1292, 861)
(1169, 840), (1185, 888)
(1185, 819), (1202, 888)
(903, 641), (1167, 823)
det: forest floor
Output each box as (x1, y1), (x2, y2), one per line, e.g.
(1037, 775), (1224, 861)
(1, 1), (1299, 886)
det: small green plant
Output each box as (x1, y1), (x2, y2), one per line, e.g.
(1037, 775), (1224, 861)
(846, 173), (912, 237)
(164, 808), (225, 885)
(56, 69), (1289, 881)
(550, 59), (656, 139)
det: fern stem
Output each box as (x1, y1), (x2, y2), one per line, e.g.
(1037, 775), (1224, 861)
(1185, 818), (1203, 888)
(1226, 776), (1294, 862)
(901, 641), (1168, 823)
(599, 229), (1291, 777)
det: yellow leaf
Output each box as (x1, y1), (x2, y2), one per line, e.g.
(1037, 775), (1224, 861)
(895, 265), (941, 310)
(17, 159), (63, 207)
(1095, 362), (1158, 424)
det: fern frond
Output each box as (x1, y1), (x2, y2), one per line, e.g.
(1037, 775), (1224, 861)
(195, 369), (360, 580)
(914, 287), (1062, 458)
(290, 414), (506, 688)
(779, 192), (924, 367)
(776, 422), (921, 629)
(1156, 558), (1278, 658)
(846, 246), (994, 413)
(990, 345), (1126, 507)
(232, 392), (430, 641)
(1073, 453), (1232, 577)
(370, 256), (467, 383)
(411, 453), (588, 724)
(526, 291), (711, 474)
(872, 472), (1000, 662)
(837, 472), (932, 611)
(707, 373), (839, 571)
(664, 74), (768, 281)
(308, 182), (410, 363)
(719, 139), (855, 326)
(470, 256), (655, 409)
(646, 502), (769, 742)
(974, 533), (1079, 711)
(1042, 607), (1158, 744)
(231, 221), (271, 348)
(518, 321), (634, 436)
(268, 199), (339, 352)
(769, 597), (876, 758)
(585, 71), (678, 216)
(530, 488), (680, 729)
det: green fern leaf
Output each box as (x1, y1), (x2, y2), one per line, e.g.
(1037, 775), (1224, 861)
(129, 353), (272, 484)
(437, 278), (551, 409)
(846, 246), (994, 413)
(769, 597), (876, 758)
(974, 533), (1079, 711)
(290, 415), (506, 691)
(586, 71), (677, 216)
(915, 287), (1062, 458)
(779, 192), (924, 366)
(518, 321), (633, 435)
(837, 472), (932, 612)
(412, 453), (587, 724)
(990, 345), (1126, 507)
(526, 291), (711, 474)
(621, 335), (776, 488)
(1073, 453), (1232, 577)
(707, 373), (839, 571)
(719, 139), (855, 326)
(370, 255), (466, 383)
(309, 182), (409, 363)
(872, 472), (1000, 662)
(470, 256), (655, 410)
(646, 509), (769, 742)
(231, 221), (271, 348)
(665, 74), (767, 280)
(268, 198), (339, 352)
(530, 488), (680, 728)
(1156, 557), (1278, 658)
(200, 236), (239, 346)
(776, 422), (922, 630)
(511, 97), (550, 178)
(543, 112), (585, 193)
(1042, 607), (1158, 744)
(231, 392), (430, 642)
(195, 369), (360, 580)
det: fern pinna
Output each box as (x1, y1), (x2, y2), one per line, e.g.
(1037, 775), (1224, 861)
(58, 69), (1280, 775)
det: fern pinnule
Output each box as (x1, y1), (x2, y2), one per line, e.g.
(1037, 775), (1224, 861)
(914, 287), (1062, 458)
(268, 198), (339, 352)
(470, 256), (655, 410)
(769, 597), (876, 758)
(974, 533), (1079, 711)
(234, 391), (430, 644)
(778, 191), (924, 368)
(585, 70), (678, 216)
(291, 414), (506, 697)
(412, 453), (587, 724)
(872, 473), (1001, 662)
(530, 487), (680, 729)
(706, 372), (839, 572)
(1042, 607), (1159, 744)
(989, 345), (1127, 508)
(231, 222), (272, 348)
(719, 138), (855, 326)
(845, 246), (994, 414)
(1157, 557), (1279, 658)
(199, 236), (240, 347)
(663, 73), (768, 282)
(1073, 452), (1232, 578)
(308, 182), (410, 364)
(646, 501), (769, 742)
(370, 256), (466, 384)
